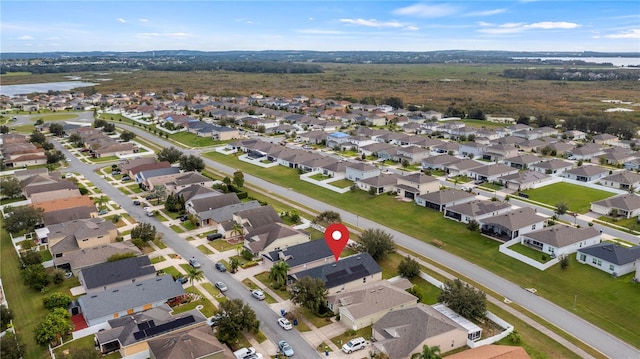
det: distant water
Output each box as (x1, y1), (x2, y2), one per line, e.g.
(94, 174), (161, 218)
(512, 57), (640, 67)
(0, 81), (99, 97)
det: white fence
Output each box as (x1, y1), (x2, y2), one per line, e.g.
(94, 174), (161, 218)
(299, 172), (351, 194)
(467, 312), (514, 348)
(499, 238), (559, 271)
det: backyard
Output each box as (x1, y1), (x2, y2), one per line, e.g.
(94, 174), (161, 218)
(521, 182), (614, 213)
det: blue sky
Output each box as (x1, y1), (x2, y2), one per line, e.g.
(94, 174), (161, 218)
(1, 1), (639, 53)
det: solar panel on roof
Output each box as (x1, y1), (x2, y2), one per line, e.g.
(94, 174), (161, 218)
(325, 269), (347, 281)
(133, 316), (195, 340)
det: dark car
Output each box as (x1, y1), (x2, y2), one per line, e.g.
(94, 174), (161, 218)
(175, 277), (188, 284)
(207, 233), (223, 241)
(215, 262), (227, 272)
(133, 200), (141, 206)
(179, 215), (188, 222)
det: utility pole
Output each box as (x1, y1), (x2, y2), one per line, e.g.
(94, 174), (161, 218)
(573, 293), (577, 310)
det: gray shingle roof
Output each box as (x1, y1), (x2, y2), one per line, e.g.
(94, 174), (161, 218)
(499, 170), (549, 184)
(80, 255), (155, 290)
(565, 165), (608, 176)
(524, 225), (600, 247)
(444, 200), (512, 217)
(480, 207), (545, 230)
(190, 192), (240, 213)
(472, 164), (517, 176)
(417, 188), (476, 205)
(578, 242), (640, 265)
(264, 239), (334, 267)
(601, 171), (640, 185)
(291, 253), (381, 289)
(199, 201), (261, 223)
(78, 275), (185, 322)
(592, 194), (640, 211)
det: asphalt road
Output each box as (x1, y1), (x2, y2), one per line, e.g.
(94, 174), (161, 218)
(62, 123), (640, 359)
(52, 140), (319, 358)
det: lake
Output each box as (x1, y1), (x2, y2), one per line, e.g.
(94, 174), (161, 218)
(0, 81), (99, 97)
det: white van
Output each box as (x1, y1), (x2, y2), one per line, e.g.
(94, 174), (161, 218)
(342, 337), (366, 354)
(233, 347), (263, 359)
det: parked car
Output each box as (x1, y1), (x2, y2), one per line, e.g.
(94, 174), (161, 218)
(133, 200), (141, 206)
(251, 289), (265, 301)
(65, 158), (71, 162)
(98, 209), (108, 215)
(207, 314), (222, 327)
(188, 257), (201, 268)
(215, 262), (227, 272)
(342, 337), (366, 354)
(207, 233), (223, 241)
(215, 281), (228, 292)
(278, 340), (294, 357)
(175, 277), (188, 284)
(179, 215), (188, 222)
(121, 176), (131, 182)
(277, 317), (293, 330)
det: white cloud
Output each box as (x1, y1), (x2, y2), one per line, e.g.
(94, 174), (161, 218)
(136, 33), (160, 39)
(341, 18), (403, 28)
(405, 26), (420, 31)
(139, 18), (148, 23)
(464, 8), (506, 17)
(166, 32), (189, 39)
(604, 29), (640, 39)
(297, 29), (343, 35)
(308, 17), (314, 21)
(117, 18), (126, 23)
(478, 21), (580, 34)
(18, 35), (34, 40)
(392, 3), (459, 18)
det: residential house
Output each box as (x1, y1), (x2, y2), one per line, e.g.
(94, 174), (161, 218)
(562, 165), (609, 182)
(35, 195), (97, 219)
(415, 189), (476, 212)
(576, 242), (640, 276)
(356, 173), (400, 195)
(12, 167), (49, 181)
(136, 167), (182, 190)
(444, 200), (512, 224)
(547, 141), (575, 157)
(395, 173), (439, 200)
(165, 172), (216, 194)
(345, 162), (381, 182)
(445, 345), (531, 359)
(43, 206), (97, 226)
(498, 170), (552, 191)
(458, 142), (487, 159)
(45, 217), (118, 260)
(95, 305), (205, 357)
(397, 145), (431, 164)
(319, 161), (347, 178)
(147, 324), (232, 359)
(326, 131), (352, 149)
(359, 142), (396, 158)
(0, 137), (47, 167)
(262, 239), (334, 274)
(371, 303), (469, 359)
(568, 144), (605, 161)
(468, 164), (519, 183)
(93, 142), (137, 158)
(600, 171), (640, 191)
(26, 181), (81, 204)
(211, 125), (240, 141)
(77, 275), (185, 327)
(518, 138), (550, 153)
(326, 279), (417, 330)
(593, 133), (619, 145)
(529, 159), (574, 175)
(421, 154), (460, 171)
(289, 253), (382, 295)
(444, 159), (485, 177)
(598, 148), (636, 166)
(431, 141), (460, 155)
(502, 154), (544, 170)
(119, 157), (162, 175)
(78, 255), (156, 294)
(591, 194), (640, 219)
(243, 222), (309, 256)
(58, 242), (142, 276)
(624, 158), (640, 172)
(479, 207), (546, 241)
(483, 143), (519, 162)
(521, 225), (601, 257)
(175, 184), (217, 203)
(565, 130), (587, 141)
(185, 192), (253, 227)
(297, 130), (327, 144)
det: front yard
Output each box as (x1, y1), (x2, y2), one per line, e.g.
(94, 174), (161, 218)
(521, 182), (613, 213)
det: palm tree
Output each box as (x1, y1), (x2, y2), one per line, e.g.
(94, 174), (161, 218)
(151, 184), (167, 205)
(186, 267), (204, 288)
(269, 261), (290, 286)
(231, 223), (244, 240)
(410, 345), (441, 359)
(94, 195), (108, 211)
(229, 257), (240, 273)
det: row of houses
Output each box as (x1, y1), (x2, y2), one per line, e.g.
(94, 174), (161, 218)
(0, 133), (47, 168)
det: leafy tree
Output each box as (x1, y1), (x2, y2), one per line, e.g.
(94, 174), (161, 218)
(383, 96), (404, 109)
(130, 222), (156, 242)
(102, 122), (116, 133)
(94, 195), (108, 211)
(35, 118), (45, 126)
(560, 254), (570, 270)
(314, 210), (341, 226)
(20, 250), (42, 266)
(229, 257), (240, 273)
(186, 267), (204, 288)
(233, 170), (245, 188)
(29, 131), (46, 145)
(398, 256), (421, 279)
(179, 154), (205, 172)
(33, 308), (73, 346)
(215, 299), (259, 344)
(49, 123), (65, 136)
(51, 269), (66, 285)
(438, 279), (487, 321)
(69, 133), (83, 146)
(93, 118), (107, 128)
(5, 206), (44, 233)
(0, 177), (23, 199)
(359, 228), (395, 260)
(1, 305), (13, 331)
(410, 344), (442, 359)
(43, 293), (72, 310)
(119, 130), (136, 142)
(555, 202), (569, 216)
(269, 261), (290, 287)
(164, 193), (185, 212)
(0, 125), (9, 134)
(401, 159), (410, 168)
(46, 150), (65, 164)
(0, 332), (25, 359)
(21, 264), (50, 291)
(290, 276), (327, 314)
(466, 219), (479, 232)
(150, 184), (167, 205)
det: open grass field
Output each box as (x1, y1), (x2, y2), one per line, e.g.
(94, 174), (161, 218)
(521, 182), (615, 213)
(203, 150), (640, 349)
(3, 63), (638, 123)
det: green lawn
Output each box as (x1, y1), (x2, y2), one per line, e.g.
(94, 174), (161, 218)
(170, 225), (185, 233)
(197, 244), (214, 255)
(169, 132), (228, 148)
(172, 287), (216, 317)
(53, 335), (122, 359)
(309, 173), (331, 181)
(202, 151), (640, 348)
(509, 243), (551, 263)
(521, 182), (614, 213)
(29, 113), (78, 122)
(330, 326), (372, 350)
(150, 256), (167, 264)
(598, 216), (640, 233)
(158, 266), (182, 279)
(87, 155), (119, 163)
(327, 179), (353, 188)
(254, 271), (291, 300)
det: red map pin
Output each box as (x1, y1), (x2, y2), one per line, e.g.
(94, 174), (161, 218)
(324, 223), (350, 262)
